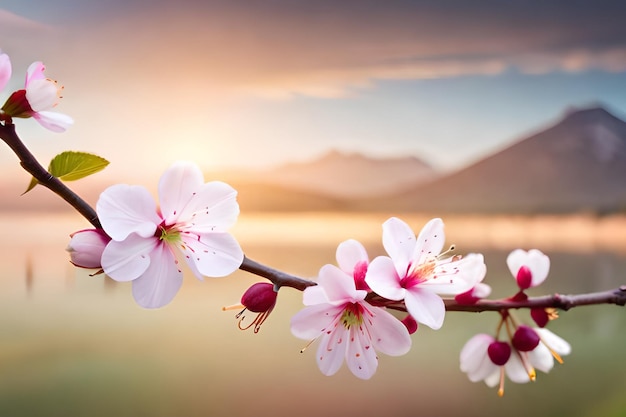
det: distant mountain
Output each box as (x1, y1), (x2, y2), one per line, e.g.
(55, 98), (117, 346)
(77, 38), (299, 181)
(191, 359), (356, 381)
(255, 150), (437, 198)
(367, 106), (626, 214)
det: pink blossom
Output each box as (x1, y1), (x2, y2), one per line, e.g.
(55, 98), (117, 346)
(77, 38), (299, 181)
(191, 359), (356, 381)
(0, 51), (11, 93)
(291, 263), (411, 380)
(366, 217), (486, 330)
(66, 228), (111, 269)
(507, 249), (550, 290)
(336, 239), (370, 290)
(460, 327), (571, 396)
(1, 61), (73, 132)
(96, 161), (244, 308)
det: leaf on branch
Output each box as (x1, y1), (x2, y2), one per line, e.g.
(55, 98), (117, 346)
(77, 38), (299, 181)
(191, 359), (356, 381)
(23, 151), (110, 194)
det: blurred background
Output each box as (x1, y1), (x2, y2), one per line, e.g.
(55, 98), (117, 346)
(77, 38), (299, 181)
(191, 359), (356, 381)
(1, 1), (626, 416)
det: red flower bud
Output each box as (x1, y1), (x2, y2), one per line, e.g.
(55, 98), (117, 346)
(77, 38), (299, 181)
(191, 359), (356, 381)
(224, 282), (278, 333)
(531, 308), (549, 328)
(487, 341), (511, 366)
(511, 325), (540, 351)
(516, 265), (533, 290)
(241, 282), (277, 313)
(401, 314), (418, 334)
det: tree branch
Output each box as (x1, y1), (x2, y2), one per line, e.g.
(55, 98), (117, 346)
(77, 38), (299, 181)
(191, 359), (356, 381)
(443, 285), (626, 312)
(0, 123), (101, 229)
(240, 256), (317, 291)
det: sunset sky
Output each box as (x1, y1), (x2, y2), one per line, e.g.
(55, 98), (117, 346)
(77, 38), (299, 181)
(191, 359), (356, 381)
(2, 0), (626, 183)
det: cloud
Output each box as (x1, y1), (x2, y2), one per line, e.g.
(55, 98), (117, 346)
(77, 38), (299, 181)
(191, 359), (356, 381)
(5, 1), (626, 99)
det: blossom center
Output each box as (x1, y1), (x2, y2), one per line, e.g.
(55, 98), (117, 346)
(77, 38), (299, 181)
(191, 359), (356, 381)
(340, 303), (364, 329)
(401, 259), (436, 288)
(158, 223), (182, 244)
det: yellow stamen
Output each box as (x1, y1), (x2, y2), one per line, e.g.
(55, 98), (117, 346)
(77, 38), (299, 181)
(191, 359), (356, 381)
(222, 303), (244, 311)
(498, 367), (505, 397)
(550, 349), (564, 364)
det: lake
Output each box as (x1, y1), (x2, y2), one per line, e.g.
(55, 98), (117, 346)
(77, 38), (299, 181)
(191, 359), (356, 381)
(0, 211), (625, 417)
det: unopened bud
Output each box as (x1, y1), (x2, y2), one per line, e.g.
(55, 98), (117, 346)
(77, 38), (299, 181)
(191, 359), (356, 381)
(66, 228), (110, 269)
(512, 325), (540, 352)
(241, 282), (277, 313)
(487, 341), (511, 366)
(516, 265), (533, 290)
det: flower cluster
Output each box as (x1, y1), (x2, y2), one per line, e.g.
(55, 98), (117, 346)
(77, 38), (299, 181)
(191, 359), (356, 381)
(0, 50), (73, 132)
(459, 249), (571, 396)
(290, 217), (488, 379)
(67, 161), (244, 308)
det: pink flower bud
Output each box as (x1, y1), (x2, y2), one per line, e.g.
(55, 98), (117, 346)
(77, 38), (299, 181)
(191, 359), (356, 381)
(511, 325), (540, 352)
(66, 228), (110, 269)
(487, 341), (511, 366)
(516, 265), (533, 290)
(241, 282), (277, 313)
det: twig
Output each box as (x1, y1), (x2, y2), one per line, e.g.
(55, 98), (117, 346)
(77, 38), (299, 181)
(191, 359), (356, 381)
(0, 123), (101, 228)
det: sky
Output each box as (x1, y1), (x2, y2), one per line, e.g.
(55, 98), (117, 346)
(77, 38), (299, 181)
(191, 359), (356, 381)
(2, 0), (626, 183)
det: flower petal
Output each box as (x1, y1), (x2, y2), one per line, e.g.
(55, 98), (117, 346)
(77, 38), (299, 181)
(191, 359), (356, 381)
(97, 184), (161, 241)
(131, 243), (183, 308)
(535, 327), (571, 356)
(178, 181), (240, 233)
(101, 235), (156, 282)
(290, 304), (343, 340)
(527, 342), (554, 373)
(317, 264), (364, 304)
(336, 239), (369, 274)
(412, 218), (446, 265)
(302, 285), (329, 306)
(381, 217), (416, 277)
(25, 78), (58, 111)
(460, 333), (494, 374)
(25, 61), (46, 86)
(507, 249), (550, 288)
(423, 253), (487, 295)
(316, 327), (348, 376)
(365, 256), (405, 301)
(158, 161), (204, 223)
(32, 111), (74, 132)
(181, 232), (243, 277)
(505, 352), (531, 383)
(346, 325), (379, 380)
(404, 288), (445, 330)
(0, 52), (11, 91)
(367, 305), (412, 356)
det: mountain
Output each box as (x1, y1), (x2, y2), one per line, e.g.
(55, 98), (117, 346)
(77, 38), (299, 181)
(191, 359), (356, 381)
(255, 150), (437, 198)
(367, 106), (626, 214)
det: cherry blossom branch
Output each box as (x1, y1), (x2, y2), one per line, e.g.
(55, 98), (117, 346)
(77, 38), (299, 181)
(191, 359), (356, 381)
(368, 286), (626, 313)
(240, 256), (317, 291)
(0, 122), (101, 229)
(443, 286), (626, 312)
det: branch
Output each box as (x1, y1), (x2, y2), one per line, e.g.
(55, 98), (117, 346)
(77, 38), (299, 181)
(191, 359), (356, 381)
(443, 286), (626, 312)
(240, 256), (316, 291)
(368, 286), (626, 313)
(0, 123), (101, 229)
(238, 253), (626, 314)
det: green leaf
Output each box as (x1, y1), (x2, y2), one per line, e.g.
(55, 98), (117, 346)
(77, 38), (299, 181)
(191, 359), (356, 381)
(23, 176), (39, 194)
(48, 151), (109, 181)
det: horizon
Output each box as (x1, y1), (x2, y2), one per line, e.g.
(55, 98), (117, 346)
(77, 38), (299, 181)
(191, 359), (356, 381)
(2, 1), (626, 185)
